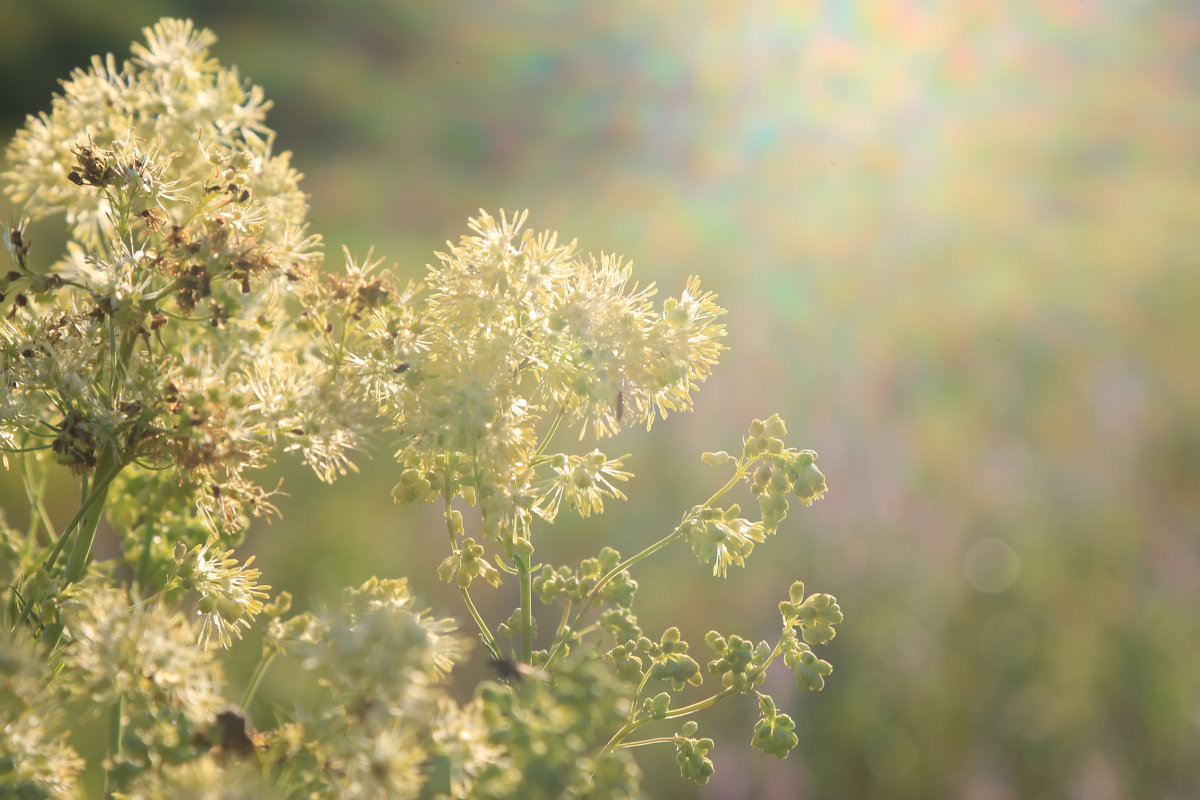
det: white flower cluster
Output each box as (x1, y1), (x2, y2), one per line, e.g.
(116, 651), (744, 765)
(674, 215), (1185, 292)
(331, 209), (726, 557)
(1, 19), (376, 536)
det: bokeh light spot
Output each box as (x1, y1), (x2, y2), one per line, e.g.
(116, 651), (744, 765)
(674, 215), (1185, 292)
(964, 538), (1020, 593)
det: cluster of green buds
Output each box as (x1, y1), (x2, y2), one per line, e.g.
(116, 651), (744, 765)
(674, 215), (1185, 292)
(497, 414), (843, 785)
(680, 414), (828, 577)
(746, 416), (828, 531)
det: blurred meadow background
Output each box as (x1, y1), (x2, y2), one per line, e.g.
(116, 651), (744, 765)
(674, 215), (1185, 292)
(3, 1), (1199, 798)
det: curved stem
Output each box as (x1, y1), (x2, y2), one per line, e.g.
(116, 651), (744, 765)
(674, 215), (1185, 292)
(617, 736), (678, 749)
(442, 487), (501, 660)
(594, 686), (740, 765)
(655, 634), (788, 722)
(553, 598), (573, 641)
(460, 587), (502, 660)
(544, 527), (679, 671)
(31, 452), (120, 583)
(1, 443), (55, 454)
(627, 667), (655, 721)
(545, 462), (752, 670)
(21, 454), (55, 551)
(532, 408), (565, 461)
(604, 627), (790, 758)
(241, 649), (277, 710)
(657, 686), (738, 720)
(596, 720), (638, 760)
(27, 448), (124, 643)
(62, 447), (123, 585)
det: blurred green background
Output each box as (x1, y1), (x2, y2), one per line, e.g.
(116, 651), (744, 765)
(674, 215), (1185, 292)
(3, 1), (1199, 797)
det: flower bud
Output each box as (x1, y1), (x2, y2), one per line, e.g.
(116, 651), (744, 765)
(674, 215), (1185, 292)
(792, 451), (827, 506)
(701, 450), (732, 466)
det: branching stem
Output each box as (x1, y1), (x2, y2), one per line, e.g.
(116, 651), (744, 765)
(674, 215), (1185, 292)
(545, 460), (752, 670)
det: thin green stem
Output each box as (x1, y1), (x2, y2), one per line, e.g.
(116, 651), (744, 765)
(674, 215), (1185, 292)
(35, 474), (106, 579)
(515, 552), (533, 663)
(553, 598), (573, 641)
(574, 622), (600, 638)
(441, 487), (502, 660)
(0, 443), (54, 453)
(241, 649), (278, 710)
(460, 587), (502, 661)
(29, 448), (124, 643)
(593, 686), (739, 765)
(107, 316), (118, 399)
(652, 635), (788, 723)
(21, 454), (55, 555)
(656, 686), (738, 720)
(544, 527), (679, 671)
(15, 453), (118, 630)
(602, 628), (790, 761)
(104, 696), (124, 795)
(617, 736), (677, 749)
(532, 408), (565, 461)
(627, 667), (655, 723)
(545, 460), (753, 670)
(596, 719), (638, 761)
(62, 447), (122, 585)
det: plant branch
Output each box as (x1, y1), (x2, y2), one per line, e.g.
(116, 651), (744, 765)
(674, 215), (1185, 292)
(460, 586), (502, 661)
(545, 461), (749, 670)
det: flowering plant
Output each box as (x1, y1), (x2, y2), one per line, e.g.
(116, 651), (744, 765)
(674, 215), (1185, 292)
(1, 19), (841, 798)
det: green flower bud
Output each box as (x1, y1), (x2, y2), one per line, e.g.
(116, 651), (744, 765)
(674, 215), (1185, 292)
(437, 553), (457, 583)
(675, 729), (716, 785)
(751, 694), (799, 758)
(599, 608), (642, 644)
(785, 644), (834, 691)
(651, 654), (702, 691)
(512, 537), (534, 558)
(793, 450), (828, 506)
(598, 546), (622, 570)
(647, 691), (672, 718)
(701, 450), (733, 466)
(608, 642), (644, 682)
